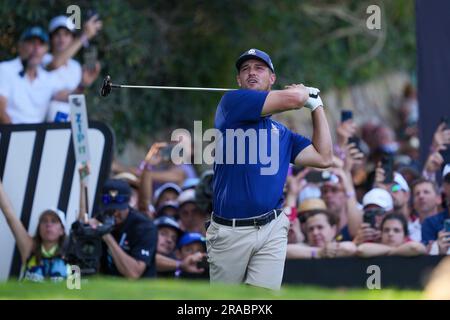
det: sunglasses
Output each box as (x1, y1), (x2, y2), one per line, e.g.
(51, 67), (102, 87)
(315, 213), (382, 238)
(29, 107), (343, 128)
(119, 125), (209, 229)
(102, 194), (129, 205)
(391, 184), (402, 193)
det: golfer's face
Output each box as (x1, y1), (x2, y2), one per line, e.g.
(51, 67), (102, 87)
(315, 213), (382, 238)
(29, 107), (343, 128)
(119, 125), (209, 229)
(237, 59), (275, 91)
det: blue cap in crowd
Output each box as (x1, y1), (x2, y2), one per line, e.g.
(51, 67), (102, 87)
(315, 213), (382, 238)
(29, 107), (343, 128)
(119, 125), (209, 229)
(178, 232), (206, 248)
(235, 48), (275, 73)
(101, 179), (131, 210)
(20, 26), (49, 43)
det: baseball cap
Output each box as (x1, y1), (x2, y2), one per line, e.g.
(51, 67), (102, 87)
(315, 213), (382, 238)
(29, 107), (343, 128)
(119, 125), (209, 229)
(20, 26), (49, 43)
(178, 189), (196, 207)
(41, 208), (67, 233)
(101, 179), (131, 210)
(236, 48), (275, 73)
(49, 15), (76, 34)
(182, 178), (200, 190)
(443, 164), (450, 180)
(113, 172), (140, 189)
(154, 216), (183, 238)
(393, 172), (410, 192)
(153, 183), (182, 203)
(362, 188), (393, 211)
(178, 232), (206, 248)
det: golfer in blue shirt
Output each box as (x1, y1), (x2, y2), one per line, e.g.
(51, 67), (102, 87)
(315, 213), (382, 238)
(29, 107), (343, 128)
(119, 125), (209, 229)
(208, 48), (333, 290)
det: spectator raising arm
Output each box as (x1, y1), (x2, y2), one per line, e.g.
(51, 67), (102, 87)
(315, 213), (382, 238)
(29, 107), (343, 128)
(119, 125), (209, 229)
(0, 180), (33, 263)
(0, 96), (11, 124)
(138, 142), (166, 216)
(46, 15), (102, 71)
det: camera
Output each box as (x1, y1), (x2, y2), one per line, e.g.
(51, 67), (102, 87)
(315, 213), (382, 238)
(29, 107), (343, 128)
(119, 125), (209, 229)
(196, 256), (209, 270)
(65, 214), (115, 275)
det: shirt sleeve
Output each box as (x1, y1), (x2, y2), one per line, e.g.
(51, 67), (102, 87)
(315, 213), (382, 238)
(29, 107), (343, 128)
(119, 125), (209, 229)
(218, 89), (268, 127)
(290, 131), (312, 163)
(129, 221), (157, 265)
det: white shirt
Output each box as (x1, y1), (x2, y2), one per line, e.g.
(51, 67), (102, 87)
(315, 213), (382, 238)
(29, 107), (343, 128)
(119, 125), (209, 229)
(42, 54), (82, 122)
(408, 218), (422, 243)
(0, 57), (63, 124)
(42, 53), (82, 91)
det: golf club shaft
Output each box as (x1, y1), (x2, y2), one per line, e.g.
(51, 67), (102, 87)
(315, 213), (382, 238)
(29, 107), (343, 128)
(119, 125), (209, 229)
(112, 84), (234, 92)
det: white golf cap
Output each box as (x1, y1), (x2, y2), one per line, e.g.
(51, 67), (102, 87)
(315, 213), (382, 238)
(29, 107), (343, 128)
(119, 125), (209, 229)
(45, 208), (67, 233)
(178, 188), (196, 207)
(153, 183), (182, 202)
(393, 172), (410, 192)
(362, 188), (393, 211)
(443, 164), (450, 179)
(49, 15), (76, 34)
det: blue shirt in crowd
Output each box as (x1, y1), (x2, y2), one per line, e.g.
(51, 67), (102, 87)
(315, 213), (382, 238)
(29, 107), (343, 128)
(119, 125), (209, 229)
(213, 89), (311, 219)
(421, 210), (449, 245)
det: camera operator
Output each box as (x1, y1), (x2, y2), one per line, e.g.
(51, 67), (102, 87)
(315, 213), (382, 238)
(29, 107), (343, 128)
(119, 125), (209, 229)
(86, 179), (157, 279)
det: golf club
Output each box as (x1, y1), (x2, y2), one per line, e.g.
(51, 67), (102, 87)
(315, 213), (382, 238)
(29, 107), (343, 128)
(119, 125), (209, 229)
(100, 75), (320, 99)
(100, 75), (234, 97)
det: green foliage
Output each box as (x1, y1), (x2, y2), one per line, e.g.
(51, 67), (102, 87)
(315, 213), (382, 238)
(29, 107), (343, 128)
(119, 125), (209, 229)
(0, 0), (415, 150)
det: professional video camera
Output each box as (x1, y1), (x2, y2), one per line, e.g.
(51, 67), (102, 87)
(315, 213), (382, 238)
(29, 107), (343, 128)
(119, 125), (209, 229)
(65, 214), (115, 275)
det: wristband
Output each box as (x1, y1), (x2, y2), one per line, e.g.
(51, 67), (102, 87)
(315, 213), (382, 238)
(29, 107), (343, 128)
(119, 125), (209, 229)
(139, 160), (153, 173)
(311, 249), (317, 259)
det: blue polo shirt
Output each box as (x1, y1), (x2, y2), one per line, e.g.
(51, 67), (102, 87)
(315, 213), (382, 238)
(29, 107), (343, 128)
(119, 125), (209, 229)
(421, 210), (450, 245)
(213, 89), (311, 219)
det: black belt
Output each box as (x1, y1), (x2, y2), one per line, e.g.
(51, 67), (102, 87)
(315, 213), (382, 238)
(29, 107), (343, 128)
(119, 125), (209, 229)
(212, 209), (283, 227)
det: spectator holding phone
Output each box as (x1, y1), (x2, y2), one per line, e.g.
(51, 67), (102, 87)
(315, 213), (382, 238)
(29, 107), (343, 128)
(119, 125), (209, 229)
(422, 165), (450, 255)
(357, 213), (426, 257)
(353, 188), (393, 245)
(154, 216), (207, 277)
(175, 233), (209, 279)
(44, 15), (102, 122)
(286, 209), (356, 259)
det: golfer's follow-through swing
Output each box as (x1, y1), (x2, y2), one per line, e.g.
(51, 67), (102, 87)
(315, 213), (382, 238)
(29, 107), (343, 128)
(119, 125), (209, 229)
(101, 48), (332, 290)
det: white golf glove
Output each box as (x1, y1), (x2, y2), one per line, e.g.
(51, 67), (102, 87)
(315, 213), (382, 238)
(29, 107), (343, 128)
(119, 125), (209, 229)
(304, 87), (323, 112)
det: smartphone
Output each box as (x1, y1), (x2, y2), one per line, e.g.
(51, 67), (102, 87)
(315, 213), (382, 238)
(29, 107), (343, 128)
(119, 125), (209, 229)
(161, 145), (174, 162)
(363, 210), (377, 229)
(83, 46), (98, 71)
(196, 256), (209, 270)
(381, 153), (394, 184)
(341, 110), (353, 123)
(444, 219), (450, 233)
(348, 136), (361, 151)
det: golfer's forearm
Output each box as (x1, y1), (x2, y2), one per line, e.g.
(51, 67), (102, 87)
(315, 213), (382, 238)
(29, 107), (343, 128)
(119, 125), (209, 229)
(104, 235), (144, 278)
(261, 89), (306, 116)
(311, 107), (333, 165)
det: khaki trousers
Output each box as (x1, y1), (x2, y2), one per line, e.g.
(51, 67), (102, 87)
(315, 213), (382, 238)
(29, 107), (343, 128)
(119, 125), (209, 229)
(206, 210), (290, 290)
